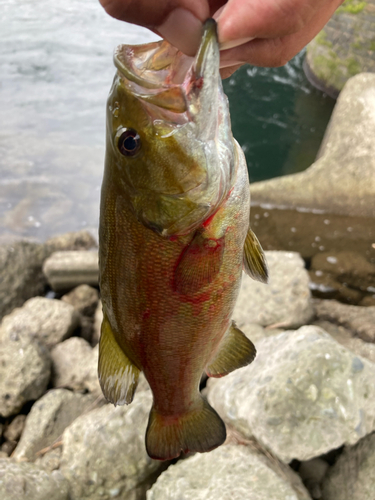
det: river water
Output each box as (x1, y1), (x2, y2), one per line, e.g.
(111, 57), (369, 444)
(0, 0), (335, 242)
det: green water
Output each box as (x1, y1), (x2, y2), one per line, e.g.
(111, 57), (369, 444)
(224, 51), (336, 183)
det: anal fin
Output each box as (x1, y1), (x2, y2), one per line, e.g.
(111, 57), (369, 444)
(206, 322), (256, 378)
(243, 227), (268, 283)
(98, 313), (140, 405)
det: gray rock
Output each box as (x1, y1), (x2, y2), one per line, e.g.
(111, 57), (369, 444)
(0, 459), (69, 500)
(308, 270), (362, 305)
(13, 389), (96, 462)
(234, 251), (313, 329)
(92, 300), (103, 346)
(147, 444), (311, 500)
(0, 333), (51, 417)
(35, 448), (62, 473)
(0, 297), (79, 348)
(3, 414), (26, 442)
(360, 295), (375, 307)
(208, 326), (375, 463)
(298, 458), (329, 500)
(44, 230), (97, 253)
(0, 452), (8, 459)
(61, 285), (99, 316)
(249, 74), (375, 219)
(314, 299), (375, 342)
(50, 337), (101, 396)
(322, 432), (375, 500)
(0, 241), (47, 320)
(43, 250), (99, 292)
(60, 391), (163, 500)
(1, 440), (17, 456)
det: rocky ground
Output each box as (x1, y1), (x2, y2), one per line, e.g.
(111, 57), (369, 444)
(0, 228), (374, 500)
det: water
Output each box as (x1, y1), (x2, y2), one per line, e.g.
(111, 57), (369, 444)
(0, 0), (335, 242)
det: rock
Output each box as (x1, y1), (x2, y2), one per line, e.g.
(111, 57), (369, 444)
(249, 73), (375, 219)
(60, 391), (163, 500)
(308, 270), (363, 304)
(234, 251), (313, 329)
(3, 414), (26, 442)
(314, 299), (375, 342)
(78, 315), (95, 343)
(311, 251), (375, 292)
(322, 432), (375, 500)
(92, 300), (103, 346)
(13, 389), (96, 462)
(35, 448), (62, 473)
(305, 2), (375, 96)
(0, 333), (51, 417)
(61, 285), (99, 316)
(50, 337), (101, 396)
(43, 250), (99, 292)
(44, 230), (97, 253)
(298, 458), (329, 500)
(208, 325), (375, 463)
(0, 459), (69, 500)
(148, 444), (311, 500)
(360, 294), (375, 307)
(1, 440), (17, 456)
(0, 297), (79, 348)
(0, 452), (8, 459)
(0, 241), (47, 320)
(313, 320), (375, 364)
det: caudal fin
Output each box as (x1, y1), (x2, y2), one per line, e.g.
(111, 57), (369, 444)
(145, 396), (226, 460)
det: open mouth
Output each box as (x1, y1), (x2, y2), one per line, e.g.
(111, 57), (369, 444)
(113, 19), (219, 115)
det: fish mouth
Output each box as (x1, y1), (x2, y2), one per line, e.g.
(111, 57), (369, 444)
(113, 19), (219, 118)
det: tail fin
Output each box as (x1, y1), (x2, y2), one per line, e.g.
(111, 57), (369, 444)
(146, 396), (226, 460)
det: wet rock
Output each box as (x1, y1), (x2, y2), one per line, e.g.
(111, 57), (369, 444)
(249, 74), (375, 219)
(60, 391), (163, 500)
(308, 270), (362, 304)
(0, 333), (51, 417)
(234, 251), (313, 329)
(0, 297), (79, 348)
(3, 414), (26, 442)
(148, 444), (310, 500)
(298, 458), (329, 500)
(61, 285), (99, 316)
(208, 325), (375, 463)
(0, 241), (47, 320)
(13, 389), (96, 462)
(322, 432), (375, 500)
(43, 250), (99, 292)
(44, 230), (97, 253)
(92, 300), (103, 346)
(0, 458), (69, 500)
(50, 337), (101, 396)
(311, 251), (375, 292)
(314, 299), (375, 342)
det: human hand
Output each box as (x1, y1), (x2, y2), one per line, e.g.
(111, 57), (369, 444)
(99, 0), (344, 77)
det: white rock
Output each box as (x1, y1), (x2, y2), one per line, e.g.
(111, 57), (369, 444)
(208, 325), (375, 463)
(43, 250), (99, 291)
(234, 251), (313, 329)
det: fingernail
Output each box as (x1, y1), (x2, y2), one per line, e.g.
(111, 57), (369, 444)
(220, 37), (254, 51)
(157, 8), (202, 57)
(219, 59), (244, 69)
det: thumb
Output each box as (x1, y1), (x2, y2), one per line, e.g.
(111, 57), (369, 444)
(99, 0), (209, 55)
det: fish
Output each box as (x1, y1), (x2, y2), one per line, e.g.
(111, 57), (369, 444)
(98, 18), (268, 461)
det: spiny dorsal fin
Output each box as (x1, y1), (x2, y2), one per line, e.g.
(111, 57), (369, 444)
(206, 321), (256, 378)
(98, 313), (140, 405)
(243, 227), (268, 283)
(174, 231), (225, 295)
(146, 395), (226, 460)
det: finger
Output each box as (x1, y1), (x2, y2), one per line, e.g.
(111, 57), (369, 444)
(216, 0), (334, 44)
(220, 63), (243, 79)
(99, 0), (210, 55)
(219, 0), (344, 67)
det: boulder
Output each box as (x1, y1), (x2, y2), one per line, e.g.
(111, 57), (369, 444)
(0, 459), (69, 500)
(50, 338), (101, 396)
(322, 432), (375, 500)
(60, 391), (164, 500)
(148, 444), (311, 500)
(0, 297), (79, 348)
(314, 299), (375, 342)
(233, 251), (313, 329)
(61, 285), (99, 316)
(43, 250), (99, 292)
(13, 389), (97, 462)
(44, 230), (97, 253)
(3, 414), (26, 442)
(208, 326), (375, 463)
(0, 333), (51, 417)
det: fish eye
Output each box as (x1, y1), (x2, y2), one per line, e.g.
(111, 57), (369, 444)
(117, 128), (141, 157)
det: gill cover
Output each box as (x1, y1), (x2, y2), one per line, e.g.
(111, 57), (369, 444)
(105, 19), (234, 236)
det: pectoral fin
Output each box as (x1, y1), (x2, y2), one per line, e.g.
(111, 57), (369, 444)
(243, 227), (268, 283)
(98, 313), (140, 405)
(206, 322), (256, 377)
(174, 230), (225, 295)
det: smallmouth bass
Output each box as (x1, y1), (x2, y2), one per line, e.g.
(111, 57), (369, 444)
(98, 19), (268, 461)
